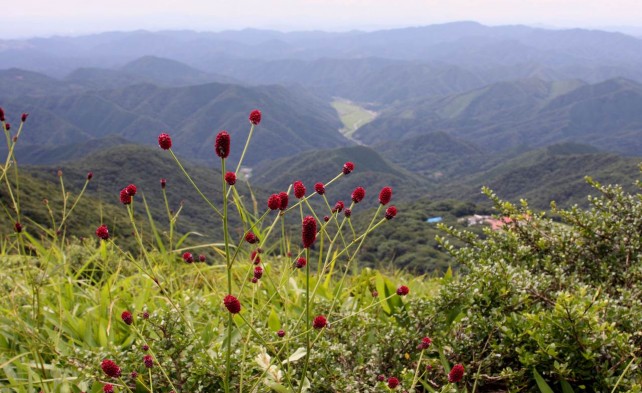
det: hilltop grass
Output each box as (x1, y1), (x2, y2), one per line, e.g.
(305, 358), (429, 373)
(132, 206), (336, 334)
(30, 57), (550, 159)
(331, 99), (377, 138)
(3, 108), (642, 392)
(0, 111), (459, 393)
(0, 237), (442, 393)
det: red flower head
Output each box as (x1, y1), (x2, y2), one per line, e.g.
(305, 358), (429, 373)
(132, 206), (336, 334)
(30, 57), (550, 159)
(251, 277), (258, 283)
(267, 194), (281, 210)
(387, 376), (400, 389)
(126, 184), (137, 197)
(448, 364), (465, 383)
(143, 354), (153, 368)
(277, 329), (286, 337)
(14, 222), (22, 233)
(0, 107), (4, 122)
(376, 374), (385, 382)
(121, 310), (133, 325)
(344, 208), (352, 218)
(351, 187), (365, 203)
(293, 180), (306, 198)
(21, 113), (28, 122)
(142, 311), (150, 319)
(343, 161), (354, 175)
(199, 254), (206, 262)
(223, 294), (241, 314)
(385, 206), (397, 220)
(5, 123), (10, 131)
(101, 359), (122, 378)
(251, 250), (261, 264)
(371, 290), (379, 297)
(314, 182), (325, 195)
(182, 252), (194, 263)
(131, 370), (139, 379)
(96, 224), (109, 240)
(278, 191), (289, 210)
(254, 266), (263, 279)
(103, 384), (114, 393)
(225, 171), (236, 185)
(249, 109), (262, 125)
(295, 257), (307, 269)
(417, 337), (432, 350)
(302, 216), (317, 248)
(158, 133), (172, 150)
(396, 285), (409, 296)
(333, 200), (344, 213)
(87, 172), (93, 181)
(313, 315), (327, 329)
(323, 215), (329, 222)
(142, 345), (149, 351)
(160, 178), (166, 189)
(379, 186), (392, 205)
(215, 131), (231, 159)
(245, 231), (258, 244)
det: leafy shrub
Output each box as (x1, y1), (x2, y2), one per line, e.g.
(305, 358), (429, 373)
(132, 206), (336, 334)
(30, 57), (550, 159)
(427, 180), (642, 391)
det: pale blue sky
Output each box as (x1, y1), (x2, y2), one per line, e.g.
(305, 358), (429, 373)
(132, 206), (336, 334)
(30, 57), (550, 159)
(2, 0), (641, 38)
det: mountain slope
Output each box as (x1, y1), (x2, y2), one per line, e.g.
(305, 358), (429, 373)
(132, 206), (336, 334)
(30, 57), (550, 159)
(5, 81), (347, 165)
(433, 145), (642, 209)
(120, 55), (237, 86)
(0, 68), (80, 98)
(356, 78), (642, 155)
(251, 145), (431, 208)
(23, 144), (254, 241)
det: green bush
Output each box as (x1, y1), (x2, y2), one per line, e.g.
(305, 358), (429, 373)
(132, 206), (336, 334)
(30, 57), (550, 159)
(425, 179), (642, 391)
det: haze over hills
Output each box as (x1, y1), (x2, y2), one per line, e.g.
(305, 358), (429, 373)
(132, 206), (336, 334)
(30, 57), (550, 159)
(3, 22), (642, 70)
(3, 80), (346, 165)
(2, 21), (642, 233)
(357, 77), (642, 155)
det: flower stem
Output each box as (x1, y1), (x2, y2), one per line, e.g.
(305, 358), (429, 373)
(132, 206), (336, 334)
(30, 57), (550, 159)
(222, 157), (233, 393)
(234, 124), (255, 175)
(298, 247), (312, 393)
(57, 178), (90, 232)
(169, 149), (222, 217)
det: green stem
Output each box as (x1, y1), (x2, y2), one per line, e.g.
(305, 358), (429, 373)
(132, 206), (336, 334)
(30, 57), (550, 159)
(169, 149), (222, 217)
(298, 247), (312, 393)
(234, 124), (255, 175)
(411, 349), (425, 389)
(57, 178), (90, 232)
(610, 356), (636, 393)
(162, 187), (174, 252)
(222, 157), (233, 393)
(0, 121), (22, 183)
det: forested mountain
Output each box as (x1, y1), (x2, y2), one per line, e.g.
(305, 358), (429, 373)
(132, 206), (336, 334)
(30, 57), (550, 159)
(2, 81), (346, 165)
(357, 78), (642, 155)
(251, 145), (430, 207)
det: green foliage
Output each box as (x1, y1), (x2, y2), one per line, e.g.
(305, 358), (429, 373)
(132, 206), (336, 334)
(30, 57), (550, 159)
(358, 198), (489, 274)
(423, 181), (642, 391)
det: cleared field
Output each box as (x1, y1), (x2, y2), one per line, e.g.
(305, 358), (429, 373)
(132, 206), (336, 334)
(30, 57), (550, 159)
(331, 99), (377, 138)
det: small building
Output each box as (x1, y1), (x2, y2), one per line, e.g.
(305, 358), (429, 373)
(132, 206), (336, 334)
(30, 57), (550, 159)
(426, 216), (443, 224)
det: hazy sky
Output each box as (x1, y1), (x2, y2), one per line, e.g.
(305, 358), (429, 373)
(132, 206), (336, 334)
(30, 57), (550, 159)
(2, 0), (642, 38)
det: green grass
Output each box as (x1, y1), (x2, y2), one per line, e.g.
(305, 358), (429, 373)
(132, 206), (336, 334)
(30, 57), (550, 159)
(0, 228), (442, 392)
(0, 119), (448, 392)
(330, 99), (377, 138)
